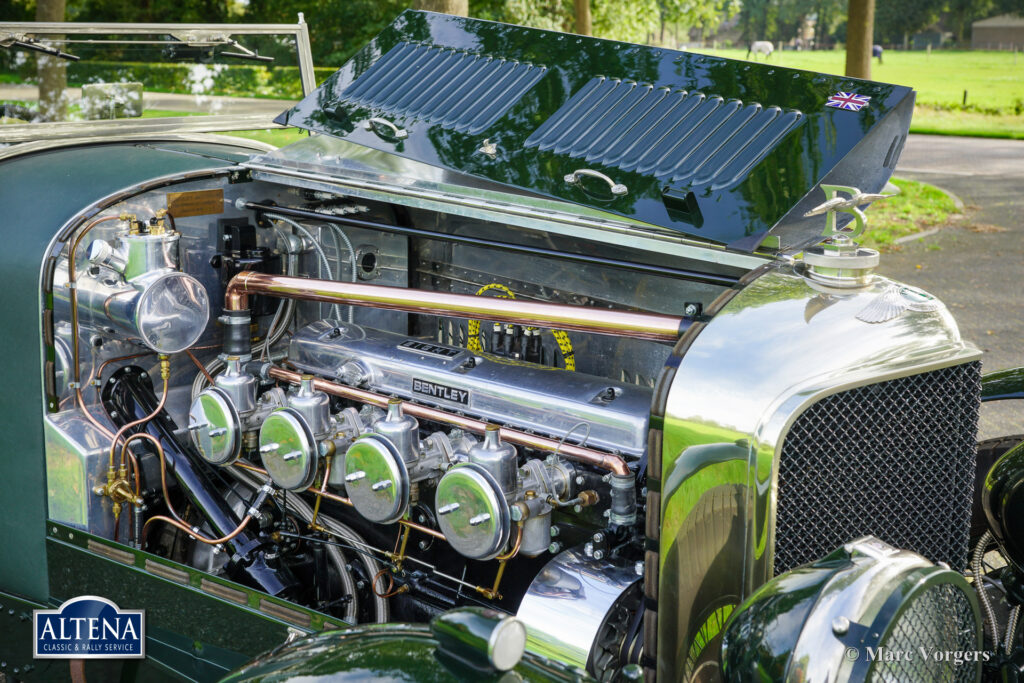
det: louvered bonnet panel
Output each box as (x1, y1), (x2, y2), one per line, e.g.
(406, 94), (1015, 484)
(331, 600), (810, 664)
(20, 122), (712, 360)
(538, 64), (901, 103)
(276, 10), (915, 251)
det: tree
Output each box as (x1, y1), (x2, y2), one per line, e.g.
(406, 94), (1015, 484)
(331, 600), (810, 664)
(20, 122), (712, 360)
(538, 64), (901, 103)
(874, 0), (940, 44)
(36, 0), (68, 122)
(575, 0), (592, 35)
(946, 0), (995, 44)
(413, 0), (468, 15)
(845, 0), (873, 79)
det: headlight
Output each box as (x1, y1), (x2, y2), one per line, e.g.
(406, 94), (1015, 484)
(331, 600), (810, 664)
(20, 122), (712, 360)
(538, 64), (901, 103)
(722, 536), (983, 682)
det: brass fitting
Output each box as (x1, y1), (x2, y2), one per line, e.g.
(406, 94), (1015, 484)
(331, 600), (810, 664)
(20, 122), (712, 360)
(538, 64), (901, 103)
(94, 466), (142, 521)
(151, 208), (168, 236)
(120, 212), (140, 235)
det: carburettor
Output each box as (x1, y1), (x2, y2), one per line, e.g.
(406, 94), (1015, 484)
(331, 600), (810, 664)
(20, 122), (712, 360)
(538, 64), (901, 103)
(339, 398), (462, 524)
(433, 425), (573, 560)
(189, 368), (362, 490)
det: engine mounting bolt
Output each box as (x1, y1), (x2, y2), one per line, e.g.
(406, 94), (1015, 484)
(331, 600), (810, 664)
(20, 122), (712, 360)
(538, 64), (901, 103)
(635, 561), (644, 576)
(575, 475), (585, 485)
(573, 504), (583, 513)
(418, 540), (428, 550)
(549, 542), (563, 554)
(832, 616), (850, 636)
(593, 550), (605, 560)
(593, 532), (604, 543)
(584, 542), (594, 557)
(549, 526), (560, 537)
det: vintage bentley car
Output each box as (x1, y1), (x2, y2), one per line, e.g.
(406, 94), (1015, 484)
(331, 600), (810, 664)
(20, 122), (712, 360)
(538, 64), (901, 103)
(4, 10), (1024, 683)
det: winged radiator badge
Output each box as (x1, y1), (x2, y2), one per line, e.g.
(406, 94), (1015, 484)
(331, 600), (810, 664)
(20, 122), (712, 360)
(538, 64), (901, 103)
(799, 184), (942, 323)
(802, 183), (893, 240)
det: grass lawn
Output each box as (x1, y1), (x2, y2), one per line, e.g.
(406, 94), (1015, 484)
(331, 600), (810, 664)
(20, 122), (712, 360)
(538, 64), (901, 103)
(862, 177), (961, 250)
(692, 48), (1024, 137)
(225, 128), (308, 147)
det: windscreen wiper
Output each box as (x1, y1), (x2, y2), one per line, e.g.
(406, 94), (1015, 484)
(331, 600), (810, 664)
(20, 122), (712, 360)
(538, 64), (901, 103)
(221, 39), (273, 63)
(0, 33), (79, 61)
(168, 31), (273, 63)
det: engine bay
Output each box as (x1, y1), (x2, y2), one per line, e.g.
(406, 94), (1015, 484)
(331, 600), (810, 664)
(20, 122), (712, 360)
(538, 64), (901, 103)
(40, 169), (743, 675)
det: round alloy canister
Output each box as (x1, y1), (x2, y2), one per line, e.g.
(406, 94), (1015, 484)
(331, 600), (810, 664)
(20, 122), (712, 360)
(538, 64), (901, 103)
(435, 463), (511, 561)
(259, 408), (318, 491)
(344, 434), (409, 524)
(188, 387), (241, 466)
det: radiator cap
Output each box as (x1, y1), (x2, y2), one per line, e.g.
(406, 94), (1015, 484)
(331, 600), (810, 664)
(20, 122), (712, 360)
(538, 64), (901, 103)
(802, 235), (880, 291)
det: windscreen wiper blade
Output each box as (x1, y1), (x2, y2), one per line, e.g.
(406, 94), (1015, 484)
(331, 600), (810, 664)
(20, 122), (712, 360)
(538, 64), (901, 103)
(168, 31), (274, 63)
(0, 34), (79, 61)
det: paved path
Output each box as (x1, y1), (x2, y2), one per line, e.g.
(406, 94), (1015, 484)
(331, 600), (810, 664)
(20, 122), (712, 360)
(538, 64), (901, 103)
(891, 134), (1024, 439)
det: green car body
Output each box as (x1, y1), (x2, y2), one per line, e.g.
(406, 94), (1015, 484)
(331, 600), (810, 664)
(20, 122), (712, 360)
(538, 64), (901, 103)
(0, 12), (1020, 683)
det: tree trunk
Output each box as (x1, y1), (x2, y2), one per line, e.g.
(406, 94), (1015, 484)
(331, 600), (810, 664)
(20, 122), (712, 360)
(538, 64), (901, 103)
(412, 0), (468, 16)
(35, 0), (67, 122)
(575, 0), (592, 36)
(845, 0), (875, 79)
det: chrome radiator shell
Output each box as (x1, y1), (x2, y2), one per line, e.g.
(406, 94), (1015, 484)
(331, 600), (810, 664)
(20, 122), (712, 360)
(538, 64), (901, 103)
(287, 320), (652, 458)
(654, 266), (982, 681)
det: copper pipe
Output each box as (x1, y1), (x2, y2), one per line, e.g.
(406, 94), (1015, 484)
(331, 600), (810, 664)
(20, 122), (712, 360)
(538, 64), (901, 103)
(97, 352), (154, 381)
(311, 488), (355, 507)
(76, 388), (115, 439)
(310, 455), (333, 526)
(496, 521), (524, 561)
(121, 431), (182, 522)
(233, 461), (357, 507)
(68, 215), (122, 386)
(399, 518), (446, 541)
(109, 373), (168, 470)
(225, 271), (684, 343)
(144, 514), (252, 547)
(234, 461), (269, 476)
(185, 349), (215, 385)
(268, 366), (631, 476)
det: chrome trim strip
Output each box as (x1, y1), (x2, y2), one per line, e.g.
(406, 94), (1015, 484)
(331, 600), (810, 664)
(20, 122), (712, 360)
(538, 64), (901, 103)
(0, 114), (285, 144)
(0, 132), (273, 163)
(2, 22), (312, 33)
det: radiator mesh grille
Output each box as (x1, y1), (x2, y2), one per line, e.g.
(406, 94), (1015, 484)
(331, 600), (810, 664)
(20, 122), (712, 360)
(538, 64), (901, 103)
(773, 362), (981, 574)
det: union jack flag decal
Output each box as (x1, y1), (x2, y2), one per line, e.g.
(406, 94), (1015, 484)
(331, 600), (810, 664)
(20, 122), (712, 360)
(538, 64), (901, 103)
(826, 92), (871, 111)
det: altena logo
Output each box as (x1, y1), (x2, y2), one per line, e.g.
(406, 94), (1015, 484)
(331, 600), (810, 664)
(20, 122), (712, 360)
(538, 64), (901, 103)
(33, 596), (145, 659)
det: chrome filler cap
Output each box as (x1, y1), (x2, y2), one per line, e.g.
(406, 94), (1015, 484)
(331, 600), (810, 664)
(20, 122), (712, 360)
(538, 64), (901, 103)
(435, 463), (511, 561)
(188, 387), (241, 466)
(259, 408), (318, 491)
(800, 184), (888, 292)
(344, 434), (409, 524)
